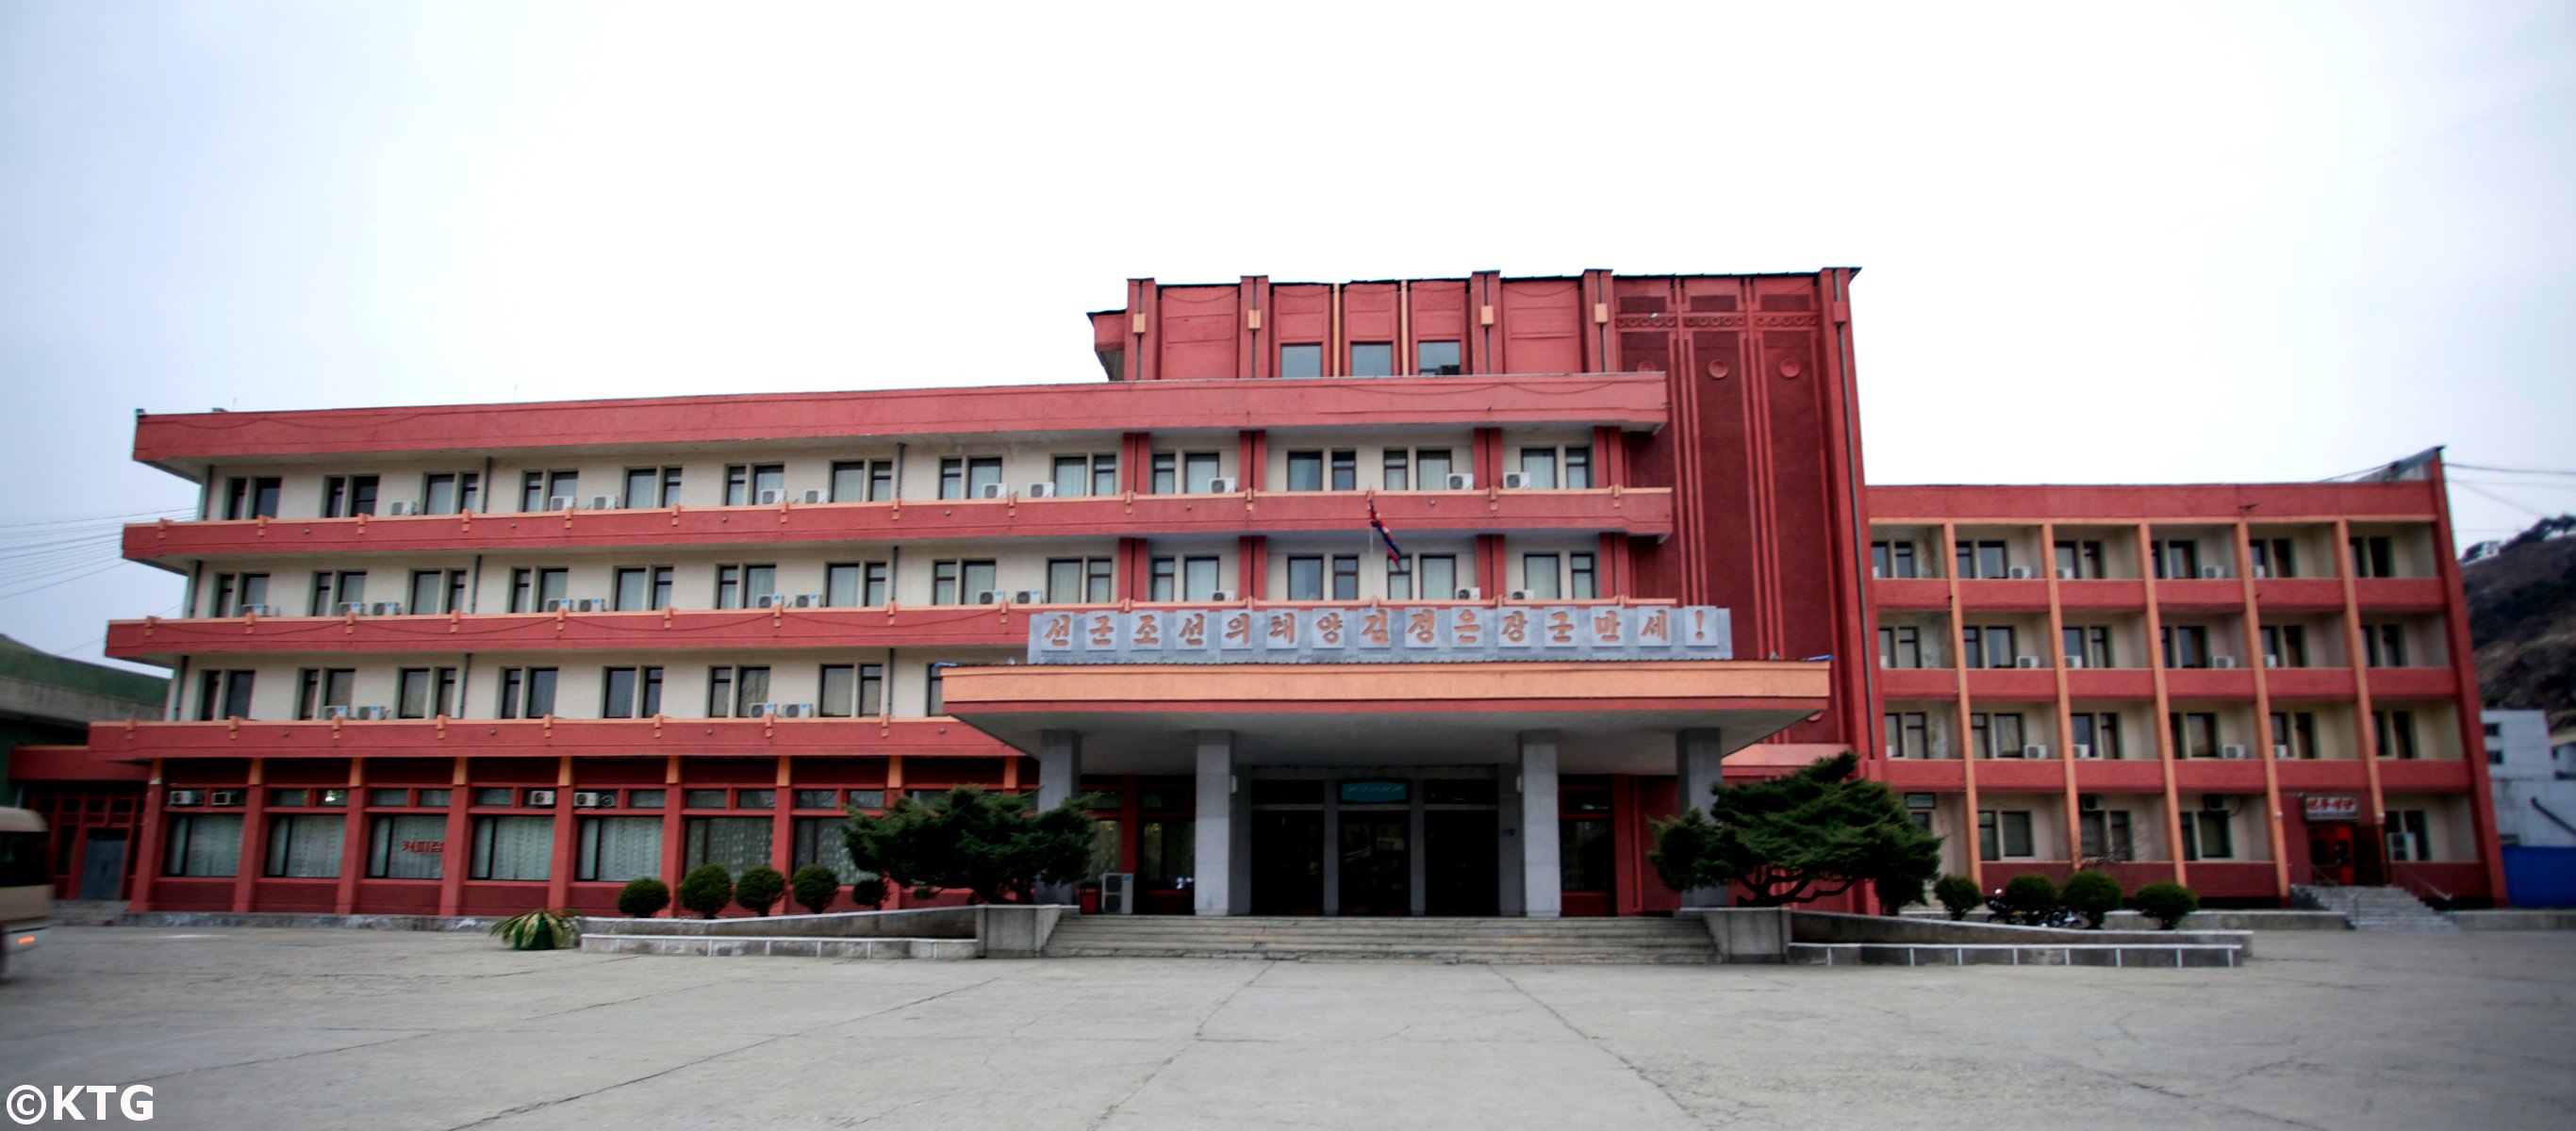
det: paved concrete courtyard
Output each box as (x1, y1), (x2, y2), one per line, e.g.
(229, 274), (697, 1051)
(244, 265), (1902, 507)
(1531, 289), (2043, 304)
(3, 926), (2573, 1129)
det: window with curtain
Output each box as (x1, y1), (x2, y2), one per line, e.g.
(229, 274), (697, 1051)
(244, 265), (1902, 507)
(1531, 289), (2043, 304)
(792, 817), (873, 883)
(471, 815), (554, 880)
(685, 816), (773, 874)
(577, 816), (663, 881)
(265, 814), (345, 877)
(164, 813), (242, 877)
(368, 813), (447, 879)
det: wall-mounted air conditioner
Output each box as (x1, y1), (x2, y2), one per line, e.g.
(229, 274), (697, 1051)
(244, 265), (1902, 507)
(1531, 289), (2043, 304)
(207, 789), (243, 807)
(2014, 655), (2040, 669)
(1454, 587), (1482, 600)
(1443, 472), (1476, 491)
(1507, 589), (1532, 601)
(1500, 471), (1530, 489)
(745, 702), (779, 717)
(547, 495), (577, 511)
(1206, 476), (1240, 493)
(369, 601), (405, 616)
(2273, 744), (2292, 761)
(2006, 566), (2033, 580)
(2219, 744), (2249, 760)
(167, 789), (206, 807)
(800, 489), (826, 504)
(1013, 590), (1046, 604)
(1207, 590), (1238, 602)
(2023, 744), (2053, 760)
(2251, 565), (2271, 579)
(2263, 654), (2282, 667)
(1026, 483), (1058, 499)
(2201, 566), (2231, 580)
(1885, 745), (1905, 760)
(572, 791), (616, 809)
(976, 590), (1009, 605)
(2072, 743), (2098, 760)
(526, 789), (556, 807)
(2056, 566), (2077, 580)
(2066, 656), (2088, 669)
(757, 489), (785, 505)
(775, 703), (814, 719)
(386, 500), (417, 516)
(356, 705), (391, 721)
(2212, 655), (2239, 669)
(237, 603), (273, 618)
(586, 494), (622, 511)
(756, 594), (791, 609)
(1872, 566), (1888, 579)
(336, 601), (368, 615)
(977, 483), (1008, 500)
(323, 704), (355, 720)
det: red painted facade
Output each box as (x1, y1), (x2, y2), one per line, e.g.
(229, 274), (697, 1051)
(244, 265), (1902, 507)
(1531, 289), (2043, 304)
(38, 268), (2502, 916)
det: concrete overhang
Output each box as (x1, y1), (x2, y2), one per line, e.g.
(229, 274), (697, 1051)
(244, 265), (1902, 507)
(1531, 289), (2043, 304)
(941, 660), (1830, 774)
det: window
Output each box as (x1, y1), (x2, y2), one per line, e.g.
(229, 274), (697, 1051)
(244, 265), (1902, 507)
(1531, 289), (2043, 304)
(2180, 808), (2234, 861)
(506, 567), (567, 614)
(1955, 541), (2008, 580)
(408, 569), (468, 615)
(264, 814), (345, 877)
(293, 668), (355, 720)
(2260, 624), (2308, 668)
(706, 665), (771, 717)
(1962, 626), (2019, 668)
(2062, 626), (2112, 668)
(1150, 451), (1224, 494)
(931, 560), (999, 605)
(209, 572), (271, 617)
(163, 813), (243, 877)
(2169, 712), (2221, 759)
(1884, 712), (1930, 758)
(603, 666), (664, 718)
(222, 476), (282, 519)
(830, 459), (895, 502)
(1878, 626), (1924, 669)
(793, 817), (871, 882)
(1417, 339), (1462, 376)
(1521, 553), (1562, 600)
(1150, 556), (1223, 601)
(2079, 810), (2135, 861)
(1872, 540), (1920, 579)
(321, 474), (378, 517)
(2153, 539), (2201, 580)
(1970, 713), (2027, 759)
(825, 562), (890, 607)
(309, 570), (367, 615)
(613, 566), (675, 612)
(1978, 810), (2035, 859)
(1387, 554), (1458, 601)
(421, 471), (480, 516)
(367, 814), (446, 879)
(2160, 625), (2210, 669)
(576, 817), (661, 881)
(936, 457), (1003, 500)
(725, 463), (786, 506)
(1349, 342), (1394, 377)
(2054, 540), (2105, 580)
(2363, 623), (2408, 667)
(1516, 450), (1557, 490)
(1280, 343), (1323, 378)
(471, 815), (554, 880)
(520, 469), (578, 512)
(819, 664), (885, 717)
(2071, 713), (2122, 759)
(1049, 454), (1119, 497)
(1285, 451), (1354, 492)
(1139, 817), (1195, 888)
(394, 667), (459, 719)
(714, 564), (778, 609)
(2271, 711), (2320, 760)
(2252, 537), (2297, 578)
(1281, 554), (1357, 601)
(496, 667), (557, 719)
(2373, 710), (2419, 760)
(2386, 809), (2431, 861)
(625, 466), (684, 509)
(2350, 535), (2398, 578)
(1046, 558), (1115, 603)
(1514, 446), (1592, 489)
(196, 669), (256, 721)
(926, 664), (948, 714)
(685, 816), (773, 874)
(1569, 552), (1597, 599)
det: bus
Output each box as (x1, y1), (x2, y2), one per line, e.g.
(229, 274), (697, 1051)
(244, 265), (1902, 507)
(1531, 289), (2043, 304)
(0, 807), (50, 979)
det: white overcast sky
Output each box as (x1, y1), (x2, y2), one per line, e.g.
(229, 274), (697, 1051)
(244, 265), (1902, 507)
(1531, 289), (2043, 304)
(3, 1), (2571, 675)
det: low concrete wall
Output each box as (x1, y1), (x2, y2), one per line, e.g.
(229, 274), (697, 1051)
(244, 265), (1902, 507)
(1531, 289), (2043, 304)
(118, 911), (500, 932)
(589, 907), (981, 941)
(977, 905), (1065, 959)
(1902, 908), (2343, 931)
(115, 904), (1072, 959)
(2452, 910), (2576, 930)
(1699, 908), (1792, 962)
(1693, 909), (2252, 960)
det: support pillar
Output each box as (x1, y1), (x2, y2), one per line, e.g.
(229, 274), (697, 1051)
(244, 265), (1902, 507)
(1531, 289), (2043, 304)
(1192, 731), (1239, 916)
(1519, 731), (1561, 918)
(1676, 727), (1730, 909)
(1036, 729), (1081, 905)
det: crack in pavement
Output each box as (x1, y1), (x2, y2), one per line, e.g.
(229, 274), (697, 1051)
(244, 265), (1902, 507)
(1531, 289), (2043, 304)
(1489, 967), (1706, 1125)
(1082, 959), (1275, 1130)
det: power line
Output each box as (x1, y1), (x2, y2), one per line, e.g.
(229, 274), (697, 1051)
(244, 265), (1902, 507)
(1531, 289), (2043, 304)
(2451, 462), (2576, 478)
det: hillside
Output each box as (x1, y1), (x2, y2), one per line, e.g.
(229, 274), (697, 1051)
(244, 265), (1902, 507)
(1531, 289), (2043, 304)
(2464, 516), (2576, 729)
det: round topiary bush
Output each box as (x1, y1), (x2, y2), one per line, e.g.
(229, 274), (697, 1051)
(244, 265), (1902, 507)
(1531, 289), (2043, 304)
(2000, 874), (2059, 924)
(678, 863), (734, 920)
(1933, 875), (1982, 921)
(850, 876), (888, 910)
(2060, 870), (2123, 928)
(617, 876), (671, 919)
(789, 864), (841, 916)
(733, 865), (786, 916)
(2131, 880), (2200, 930)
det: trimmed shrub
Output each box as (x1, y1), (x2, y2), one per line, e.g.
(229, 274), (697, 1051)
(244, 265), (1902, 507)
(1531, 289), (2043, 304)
(2132, 881), (2200, 930)
(789, 864), (841, 916)
(2061, 870), (2123, 928)
(1874, 871), (1926, 916)
(734, 866), (787, 917)
(2000, 874), (2058, 923)
(1933, 875), (1982, 921)
(678, 864), (734, 920)
(850, 876), (888, 910)
(617, 877), (671, 919)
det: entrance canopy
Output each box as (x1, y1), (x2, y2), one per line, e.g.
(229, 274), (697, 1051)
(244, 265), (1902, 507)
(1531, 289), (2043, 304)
(941, 660), (1831, 774)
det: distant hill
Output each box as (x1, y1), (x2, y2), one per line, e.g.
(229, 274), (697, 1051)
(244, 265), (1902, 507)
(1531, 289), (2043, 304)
(2465, 515), (2576, 729)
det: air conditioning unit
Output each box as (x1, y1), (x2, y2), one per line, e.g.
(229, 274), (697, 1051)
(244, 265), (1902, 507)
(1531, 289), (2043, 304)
(2023, 744), (2053, 760)
(1872, 566), (1888, 579)
(2079, 794), (2102, 811)
(526, 789), (556, 807)
(1099, 872), (1136, 914)
(323, 704), (355, 720)
(1207, 590), (1238, 602)
(2219, 744), (2249, 760)
(2251, 565), (2271, 579)
(586, 494), (622, 511)
(369, 601), (405, 616)
(2072, 743), (2098, 760)
(336, 601), (368, 615)
(745, 702), (778, 717)
(1507, 589), (1533, 601)
(1500, 471), (1530, 489)
(756, 594), (791, 609)
(1454, 587), (1482, 600)
(1884, 745), (1905, 760)
(1013, 590), (1045, 604)
(2263, 654), (2281, 667)
(775, 703), (814, 719)
(357, 705), (391, 721)
(757, 489), (785, 505)
(586, 598), (616, 613)
(800, 489), (825, 504)
(2212, 655), (2239, 669)
(237, 603), (273, 618)
(976, 590), (1009, 605)
(207, 789), (243, 807)
(1443, 472), (1476, 491)
(2006, 566), (2033, 580)
(977, 482), (1008, 500)
(2201, 566), (2230, 580)
(2066, 656), (2089, 669)
(798, 593), (824, 608)
(167, 789), (206, 807)
(2014, 655), (2040, 669)
(547, 495), (577, 511)
(2056, 566), (2076, 580)
(2202, 795), (2231, 812)
(2273, 744), (2292, 761)
(386, 500), (418, 516)
(572, 791), (616, 809)
(1026, 483), (1058, 499)
(1206, 476), (1240, 493)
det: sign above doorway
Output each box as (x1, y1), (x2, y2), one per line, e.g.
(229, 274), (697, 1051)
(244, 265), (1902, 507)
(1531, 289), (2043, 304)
(1028, 604), (1732, 664)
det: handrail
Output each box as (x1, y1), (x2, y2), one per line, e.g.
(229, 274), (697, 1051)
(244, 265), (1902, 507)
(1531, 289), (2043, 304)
(2388, 860), (2452, 904)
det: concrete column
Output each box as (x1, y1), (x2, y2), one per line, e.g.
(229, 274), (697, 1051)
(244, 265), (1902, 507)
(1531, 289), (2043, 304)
(1193, 731), (1236, 916)
(1519, 731), (1561, 918)
(1036, 729), (1082, 904)
(1408, 785), (1428, 917)
(1321, 778), (1341, 916)
(1497, 766), (1526, 917)
(1676, 727), (1730, 909)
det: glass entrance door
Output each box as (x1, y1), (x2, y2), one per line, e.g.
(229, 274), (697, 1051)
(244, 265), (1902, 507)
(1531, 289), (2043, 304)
(1338, 815), (1410, 916)
(1250, 811), (1324, 915)
(1424, 811), (1497, 915)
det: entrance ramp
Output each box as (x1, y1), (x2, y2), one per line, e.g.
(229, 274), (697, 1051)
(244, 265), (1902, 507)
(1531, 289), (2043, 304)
(1042, 915), (1717, 963)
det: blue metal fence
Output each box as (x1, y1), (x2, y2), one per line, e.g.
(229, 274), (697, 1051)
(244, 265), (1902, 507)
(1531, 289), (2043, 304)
(2502, 845), (2576, 908)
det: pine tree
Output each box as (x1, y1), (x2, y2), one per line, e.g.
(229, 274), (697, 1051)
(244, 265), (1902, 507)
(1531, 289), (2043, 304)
(838, 786), (1098, 904)
(1648, 752), (1942, 907)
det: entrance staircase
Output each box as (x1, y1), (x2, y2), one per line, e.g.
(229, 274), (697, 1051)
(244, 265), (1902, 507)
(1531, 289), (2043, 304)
(2290, 885), (2459, 931)
(1042, 915), (1718, 963)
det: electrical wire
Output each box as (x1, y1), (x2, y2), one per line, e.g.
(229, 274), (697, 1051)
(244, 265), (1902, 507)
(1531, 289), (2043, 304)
(2450, 462), (2576, 478)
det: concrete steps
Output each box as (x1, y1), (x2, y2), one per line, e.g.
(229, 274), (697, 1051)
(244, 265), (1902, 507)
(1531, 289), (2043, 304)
(2290, 885), (2460, 932)
(579, 933), (977, 959)
(1043, 915), (1717, 963)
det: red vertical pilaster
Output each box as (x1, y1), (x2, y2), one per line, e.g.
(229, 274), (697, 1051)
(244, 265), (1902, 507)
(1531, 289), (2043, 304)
(334, 758), (367, 913)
